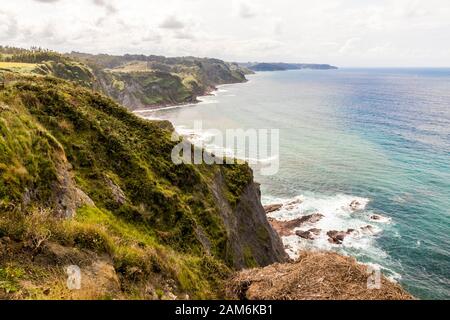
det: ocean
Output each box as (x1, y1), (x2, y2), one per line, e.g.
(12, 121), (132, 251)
(138, 68), (450, 299)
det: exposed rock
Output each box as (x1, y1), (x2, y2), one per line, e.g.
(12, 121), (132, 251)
(284, 198), (303, 211)
(369, 214), (390, 223)
(269, 213), (324, 237)
(349, 200), (362, 211)
(105, 177), (127, 205)
(295, 228), (321, 240)
(360, 225), (376, 234)
(53, 159), (94, 218)
(286, 198), (303, 206)
(306, 213), (324, 224)
(210, 172), (288, 269)
(296, 230), (313, 239)
(327, 230), (347, 244)
(309, 228), (322, 235)
(263, 203), (283, 213)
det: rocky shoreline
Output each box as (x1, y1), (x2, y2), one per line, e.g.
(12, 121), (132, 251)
(264, 197), (390, 254)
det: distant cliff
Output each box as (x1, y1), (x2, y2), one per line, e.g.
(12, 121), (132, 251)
(70, 52), (249, 110)
(0, 48), (250, 111)
(241, 62), (338, 72)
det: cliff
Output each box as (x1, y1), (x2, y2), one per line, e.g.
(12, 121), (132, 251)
(0, 46), (412, 301)
(0, 73), (286, 299)
(241, 62), (338, 71)
(70, 52), (248, 110)
(0, 48), (249, 111)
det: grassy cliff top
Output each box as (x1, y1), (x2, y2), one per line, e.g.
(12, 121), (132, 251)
(0, 47), (248, 110)
(0, 72), (279, 299)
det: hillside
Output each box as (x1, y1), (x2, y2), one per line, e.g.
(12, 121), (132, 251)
(0, 72), (286, 299)
(241, 62), (338, 71)
(70, 52), (248, 110)
(0, 47), (249, 110)
(0, 47), (413, 301)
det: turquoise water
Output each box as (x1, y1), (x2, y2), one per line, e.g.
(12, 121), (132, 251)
(144, 68), (450, 299)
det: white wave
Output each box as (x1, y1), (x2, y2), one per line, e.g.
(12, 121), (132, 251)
(264, 193), (395, 273)
(211, 89), (228, 96)
(133, 103), (197, 114)
(196, 96), (218, 104)
(141, 114), (162, 120)
(174, 126), (280, 164)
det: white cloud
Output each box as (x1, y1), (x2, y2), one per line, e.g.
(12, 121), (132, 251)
(237, 2), (256, 19)
(1, 0), (449, 66)
(92, 0), (117, 14)
(159, 15), (185, 29)
(338, 38), (361, 54)
(0, 11), (19, 40)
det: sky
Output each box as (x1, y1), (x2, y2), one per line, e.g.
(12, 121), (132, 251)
(1, 0), (450, 67)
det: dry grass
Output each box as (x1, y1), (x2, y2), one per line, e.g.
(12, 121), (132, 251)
(0, 62), (37, 73)
(109, 61), (150, 73)
(226, 251), (414, 300)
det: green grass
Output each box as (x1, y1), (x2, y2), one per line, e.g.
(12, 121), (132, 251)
(0, 265), (25, 294)
(0, 73), (257, 299)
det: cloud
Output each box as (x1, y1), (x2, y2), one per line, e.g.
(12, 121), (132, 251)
(92, 0), (117, 14)
(159, 15), (185, 29)
(237, 2), (256, 18)
(174, 30), (195, 40)
(141, 30), (162, 42)
(3, 0), (450, 66)
(338, 37), (361, 54)
(0, 11), (19, 40)
(273, 19), (283, 35)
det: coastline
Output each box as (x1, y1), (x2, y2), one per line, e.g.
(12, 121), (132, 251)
(138, 72), (427, 299)
(133, 83), (240, 115)
(133, 75), (405, 285)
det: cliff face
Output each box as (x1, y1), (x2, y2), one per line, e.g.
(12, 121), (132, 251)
(210, 173), (287, 269)
(0, 73), (285, 299)
(240, 62), (338, 71)
(0, 49), (249, 111)
(70, 52), (248, 110)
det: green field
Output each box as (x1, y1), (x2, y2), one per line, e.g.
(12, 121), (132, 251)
(0, 62), (37, 73)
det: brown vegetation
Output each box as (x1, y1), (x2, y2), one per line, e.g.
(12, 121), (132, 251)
(226, 251), (414, 300)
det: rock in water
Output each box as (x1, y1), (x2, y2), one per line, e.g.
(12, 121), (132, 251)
(307, 213), (324, 224)
(263, 203), (283, 213)
(296, 228), (322, 240)
(309, 228), (321, 235)
(284, 198), (303, 210)
(296, 230), (313, 239)
(269, 214), (324, 236)
(327, 230), (347, 244)
(360, 225), (375, 234)
(349, 200), (362, 211)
